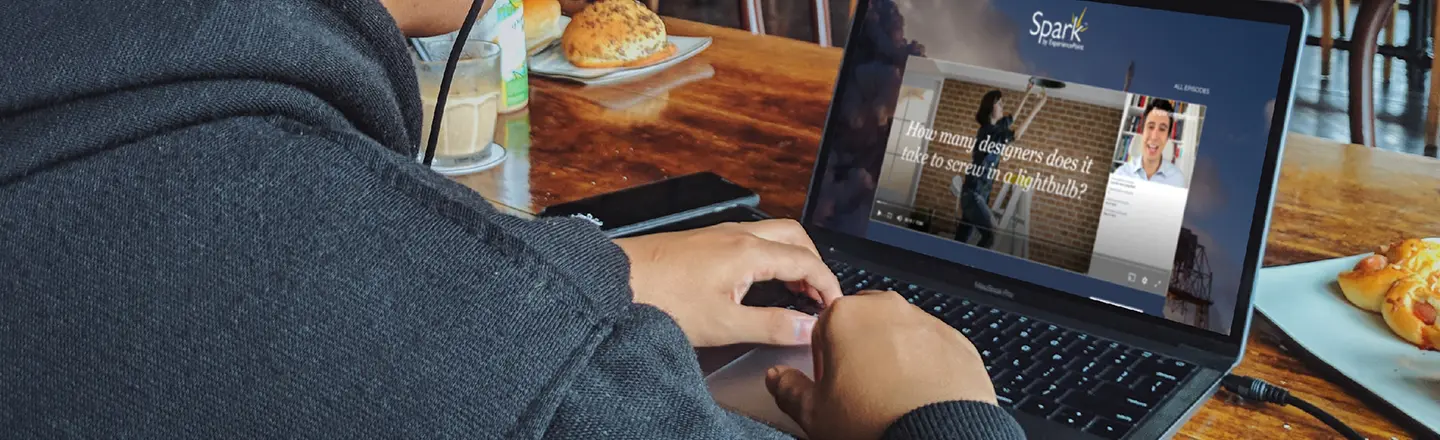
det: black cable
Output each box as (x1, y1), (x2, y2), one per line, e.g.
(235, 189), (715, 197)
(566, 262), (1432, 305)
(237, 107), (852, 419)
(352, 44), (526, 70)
(1220, 374), (1365, 440)
(422, 0), (487, 166)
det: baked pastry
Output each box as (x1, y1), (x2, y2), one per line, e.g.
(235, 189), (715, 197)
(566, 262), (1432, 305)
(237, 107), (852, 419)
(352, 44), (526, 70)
(1381, 273), (1440, 350)
(524, 0), (564, 55)
(1337, 239), (1440, 312)
(559, 0), (591, 15)
(1379, 238), (1440, 273)
(561, 0), (675, 68)
(1337, 254), (1411, 312)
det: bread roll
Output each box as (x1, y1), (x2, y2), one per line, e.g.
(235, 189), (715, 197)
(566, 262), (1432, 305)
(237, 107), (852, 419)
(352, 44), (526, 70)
(1338, 254), (1409, 312)
(524, 0), (564, 54)
(1379, 238), (1440, 275)
(1337, 239), (1440, 312)
(561, 0), (674, 68)
(1381, 274), (1440, 350)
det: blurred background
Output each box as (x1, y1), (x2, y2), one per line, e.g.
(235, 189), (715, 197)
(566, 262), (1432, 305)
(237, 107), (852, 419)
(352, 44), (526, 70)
(656, 0), (1439, 157)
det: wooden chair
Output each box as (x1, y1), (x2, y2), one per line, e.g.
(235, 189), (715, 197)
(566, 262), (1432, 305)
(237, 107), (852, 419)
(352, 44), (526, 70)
(1319, 0), (1350, 76)
(1347, 0), (1398, 148)
(647, 0), (841, 47)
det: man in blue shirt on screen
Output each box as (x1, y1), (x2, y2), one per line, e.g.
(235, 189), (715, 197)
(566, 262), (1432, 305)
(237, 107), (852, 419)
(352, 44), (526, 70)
(1115, 99), (1187, 188)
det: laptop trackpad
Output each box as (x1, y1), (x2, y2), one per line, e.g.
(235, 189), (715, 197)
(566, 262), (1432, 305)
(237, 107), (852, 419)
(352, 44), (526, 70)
(705, 346), (814, 438)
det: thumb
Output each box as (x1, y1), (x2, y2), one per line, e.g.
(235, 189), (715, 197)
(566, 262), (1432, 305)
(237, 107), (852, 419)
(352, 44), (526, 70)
(730, 307), (817, 346)
(766, 365), (815, 429)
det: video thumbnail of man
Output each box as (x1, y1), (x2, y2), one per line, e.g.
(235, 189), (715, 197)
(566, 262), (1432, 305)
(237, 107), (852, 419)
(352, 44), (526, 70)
(1109, 94), (1204, 189)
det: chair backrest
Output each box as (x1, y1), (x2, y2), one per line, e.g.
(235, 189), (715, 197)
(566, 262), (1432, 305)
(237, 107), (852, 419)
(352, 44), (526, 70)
(648, 0), (846, 47)
(1347, 0), (1397, 147)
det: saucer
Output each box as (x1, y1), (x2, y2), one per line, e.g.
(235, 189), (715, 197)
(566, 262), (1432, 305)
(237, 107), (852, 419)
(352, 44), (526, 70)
(427, 143), (507, 176)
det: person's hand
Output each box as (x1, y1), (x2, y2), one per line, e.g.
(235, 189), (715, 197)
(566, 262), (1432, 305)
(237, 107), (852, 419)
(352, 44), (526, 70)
(766, 290), (996, 440)
(614, 219), (843, 347)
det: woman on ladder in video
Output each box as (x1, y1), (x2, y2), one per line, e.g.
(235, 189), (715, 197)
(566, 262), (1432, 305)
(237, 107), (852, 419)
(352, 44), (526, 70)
(956, 80), (1051, 248)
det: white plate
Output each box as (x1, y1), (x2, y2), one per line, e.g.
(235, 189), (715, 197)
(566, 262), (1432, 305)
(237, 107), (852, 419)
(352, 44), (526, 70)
(530, 35), (713, 84)
(1254, 240), (1440, 434)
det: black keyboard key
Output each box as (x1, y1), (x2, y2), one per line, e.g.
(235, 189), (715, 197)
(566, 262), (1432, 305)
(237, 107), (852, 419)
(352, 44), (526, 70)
(974, 331), (1006, 352)
(1094, 382), (1157, 409)
(1098, 368), (1136, 387)
(1098, 350), (1139, 369)
(1059, 391), (1145, 425)
(1013, 325), (1041, 340)
(1072, 342), (1105, 358)
(1033, 347), (1068, 368)
(972, 325), (1001, 344)
(1070, 359), (1104, 376)
(1136, 357), (1196, 381)
(995, 384), (1023, 407)
(1055, 373), (1094, 392)
(1133, 376), (1177, 401)
(1018, 398), (1059, 417)
(978, 347), (1002, 363)
(858, 274), (888, 291)
(990, 369), (1014, 382)
(1026, 380), (1064, 399)
(947, 308), (981, 324)
(1001, 339), (1037, 356)
(1040, 331), (1076, 349)
(1048, 406), (1094, 428)
(1005, 355), (1037, 372)
(923, 296), (963, 317)
(1084, 417), (1133, 439)
(984, 314), (1015, 332)
(1026, 363), (1066, 382)
(999, 372), (1036, 392)
(972, 315), (999, 331)
(998, 322), (1027, 338)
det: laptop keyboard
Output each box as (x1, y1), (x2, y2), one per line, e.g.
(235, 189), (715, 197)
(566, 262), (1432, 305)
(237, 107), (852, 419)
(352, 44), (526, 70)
(772, 259), (1199, 439)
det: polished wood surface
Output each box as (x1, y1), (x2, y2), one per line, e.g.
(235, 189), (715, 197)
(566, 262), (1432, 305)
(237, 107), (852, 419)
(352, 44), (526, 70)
(455, 18), (1439, 439)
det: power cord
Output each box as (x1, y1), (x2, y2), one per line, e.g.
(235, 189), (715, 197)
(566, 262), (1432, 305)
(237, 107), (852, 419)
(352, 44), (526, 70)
(1220, 374), (1364, 440)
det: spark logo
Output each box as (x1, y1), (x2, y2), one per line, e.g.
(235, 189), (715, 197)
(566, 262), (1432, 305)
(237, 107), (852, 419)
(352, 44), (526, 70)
(1030, 8), (1089, 51)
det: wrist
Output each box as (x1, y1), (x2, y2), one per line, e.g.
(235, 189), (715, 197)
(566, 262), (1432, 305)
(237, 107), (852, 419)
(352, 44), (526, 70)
(614, 237), (656, 304)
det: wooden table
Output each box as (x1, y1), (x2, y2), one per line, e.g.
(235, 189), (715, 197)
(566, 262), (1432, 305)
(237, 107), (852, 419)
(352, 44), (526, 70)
(452, 18), (1440, 440)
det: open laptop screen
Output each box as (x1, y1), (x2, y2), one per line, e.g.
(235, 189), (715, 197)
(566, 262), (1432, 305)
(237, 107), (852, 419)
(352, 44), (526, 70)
(807, 0), (1297, 336)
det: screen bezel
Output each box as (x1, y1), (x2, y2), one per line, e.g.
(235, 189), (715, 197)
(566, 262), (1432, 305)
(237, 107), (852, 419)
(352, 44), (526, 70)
(800, 0), (1308, 359)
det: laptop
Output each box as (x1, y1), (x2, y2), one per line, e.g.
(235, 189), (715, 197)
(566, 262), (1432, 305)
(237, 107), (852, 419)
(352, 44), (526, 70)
(697, 0), (1309, 439)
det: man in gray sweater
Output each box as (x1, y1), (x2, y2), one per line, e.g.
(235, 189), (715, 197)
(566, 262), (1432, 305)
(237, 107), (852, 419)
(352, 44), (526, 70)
(0, 0), (1026, 438)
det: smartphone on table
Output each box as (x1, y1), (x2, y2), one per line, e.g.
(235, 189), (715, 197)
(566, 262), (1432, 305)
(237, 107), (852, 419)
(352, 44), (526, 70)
(537, 171), (763, 238)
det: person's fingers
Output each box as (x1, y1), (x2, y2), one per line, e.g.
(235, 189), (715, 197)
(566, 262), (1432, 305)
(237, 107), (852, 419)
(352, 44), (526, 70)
(740, 238), (843, 304)
(739, 219), (822, 258)
(766, 365), (816, 430)
(853, 289), (896, 297)
(810, 301), (835, 382)
(726, 306), (817, 346)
